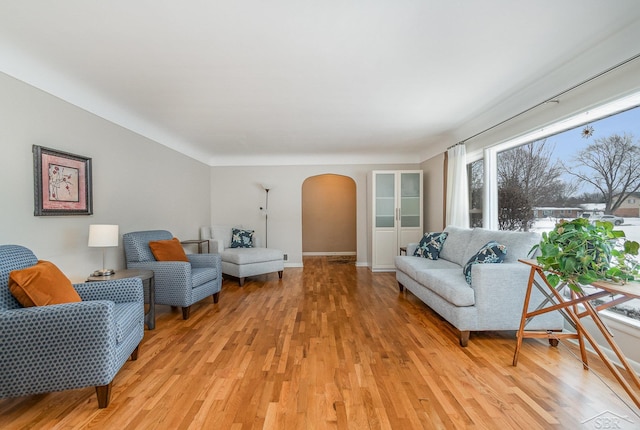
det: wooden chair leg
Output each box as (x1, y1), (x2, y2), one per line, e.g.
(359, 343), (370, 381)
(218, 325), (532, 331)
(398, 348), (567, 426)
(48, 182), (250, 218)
(182, 306), (191, 320)
(130, 345), (139, 361)
(239, 277), (245, 287)
(213, 292), (220, 304)
(459, 331), (470, 347)
(278, 270), (283, 279)
(95, 383), (112, 408)
(398, 282), (404, 292)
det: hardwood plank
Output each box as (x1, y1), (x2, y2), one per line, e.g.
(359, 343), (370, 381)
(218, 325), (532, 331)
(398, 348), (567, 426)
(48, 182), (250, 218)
(0, 256), (638, 429)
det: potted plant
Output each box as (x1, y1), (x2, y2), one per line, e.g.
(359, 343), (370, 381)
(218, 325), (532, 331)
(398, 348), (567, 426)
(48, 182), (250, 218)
(531, 217), (639, 291)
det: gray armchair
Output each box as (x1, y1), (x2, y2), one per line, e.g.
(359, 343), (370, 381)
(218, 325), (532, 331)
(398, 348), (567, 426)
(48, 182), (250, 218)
(0, 244), (144, 408)
(123, 230), (222, 319)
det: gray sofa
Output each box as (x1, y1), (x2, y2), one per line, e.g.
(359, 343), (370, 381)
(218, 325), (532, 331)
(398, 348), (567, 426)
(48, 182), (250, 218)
(395, 225), (563, 346)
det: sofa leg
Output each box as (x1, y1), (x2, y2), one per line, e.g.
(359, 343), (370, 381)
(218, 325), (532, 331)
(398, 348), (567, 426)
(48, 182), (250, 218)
(459, 331), (470, 347)
(95, 383), (112, 408)
(278, 270), (283, 279)
(548, 329), (562, 347)
(182, 306), (191, 320)
(213, 292), (220, 304)
(130, 345), (139, 361)
(239, 277), (245, 287)
(398, 282), (404, 292)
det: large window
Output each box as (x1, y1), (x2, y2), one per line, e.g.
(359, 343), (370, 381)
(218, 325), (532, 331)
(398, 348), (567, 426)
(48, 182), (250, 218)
(469, 93), (640, 323)
(468, 159), (483, 227)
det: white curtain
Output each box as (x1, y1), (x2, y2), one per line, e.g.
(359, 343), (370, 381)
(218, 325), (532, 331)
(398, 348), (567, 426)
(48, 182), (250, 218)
(446, 143), (470, 228)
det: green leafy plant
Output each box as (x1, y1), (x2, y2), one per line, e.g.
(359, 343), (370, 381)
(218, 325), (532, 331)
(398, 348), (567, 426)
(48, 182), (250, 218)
(530, 217), (639, 291)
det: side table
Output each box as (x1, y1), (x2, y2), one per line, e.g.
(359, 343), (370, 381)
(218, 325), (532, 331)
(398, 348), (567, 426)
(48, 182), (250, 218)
(514, 259), (640, 409)
(180, 239), (210, 254)
(87, 269), (156, 330)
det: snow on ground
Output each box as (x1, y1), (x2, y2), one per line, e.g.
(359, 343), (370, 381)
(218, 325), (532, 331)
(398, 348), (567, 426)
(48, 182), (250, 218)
(530, 217), (640, 243)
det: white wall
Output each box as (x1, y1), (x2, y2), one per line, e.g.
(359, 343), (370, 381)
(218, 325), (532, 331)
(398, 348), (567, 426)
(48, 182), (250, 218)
(421, 154), (445, 232)
(462, 56), (640, 159)
(209, 163), (420, 267)
(0, 72), (211, 282)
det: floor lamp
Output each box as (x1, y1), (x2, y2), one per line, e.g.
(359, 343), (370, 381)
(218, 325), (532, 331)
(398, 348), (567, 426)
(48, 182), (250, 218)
(260, 185), (270, 248)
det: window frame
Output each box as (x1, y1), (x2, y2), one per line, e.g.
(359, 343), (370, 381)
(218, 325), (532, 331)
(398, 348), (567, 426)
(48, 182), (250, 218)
(466, 90), (640, 327)
(470, 90), (640, 231)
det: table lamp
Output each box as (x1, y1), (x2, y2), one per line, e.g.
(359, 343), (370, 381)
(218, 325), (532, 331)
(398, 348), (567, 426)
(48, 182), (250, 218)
(88, 224), (119, 276)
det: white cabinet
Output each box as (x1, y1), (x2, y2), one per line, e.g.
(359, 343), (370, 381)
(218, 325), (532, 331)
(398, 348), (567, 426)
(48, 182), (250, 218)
(369, 170), (423, 271)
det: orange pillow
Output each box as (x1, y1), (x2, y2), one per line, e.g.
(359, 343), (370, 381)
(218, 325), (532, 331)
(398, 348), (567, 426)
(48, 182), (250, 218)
(9, 260), (81, 307)
(148, 237), (189, 262)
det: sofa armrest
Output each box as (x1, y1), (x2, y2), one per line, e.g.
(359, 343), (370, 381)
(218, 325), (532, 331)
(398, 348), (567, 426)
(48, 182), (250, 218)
(210, 239), (224, 253)
(470, 262), (563, 329)
(188, 253), (222, 269)
(74, 277), (143, 303)
(0, 302), (117, 380)
(470, 263), (531, 311)
(406, 243), (418, 256)
(0, 300), (116, 360)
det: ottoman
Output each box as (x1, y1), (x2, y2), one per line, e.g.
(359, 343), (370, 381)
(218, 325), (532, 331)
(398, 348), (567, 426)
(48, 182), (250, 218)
(221, 247), (284, 286)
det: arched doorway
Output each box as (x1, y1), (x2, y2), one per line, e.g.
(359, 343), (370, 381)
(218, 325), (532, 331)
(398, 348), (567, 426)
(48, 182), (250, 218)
(301, 174), (357, 258)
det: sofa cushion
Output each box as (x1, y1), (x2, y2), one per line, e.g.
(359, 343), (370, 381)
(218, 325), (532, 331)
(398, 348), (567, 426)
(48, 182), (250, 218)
(192, 267), (217, 286)
(415, 269), (475, 307)
(394, 255), (460, 280)
(231, 228), (254, 248)
(413, 232), (448, 259)
(463, 241), (507, 284)
(465, 228), (539, 264)
(9, 260), (81, 307)
(149, 237), (189, 262)
(439, 226), (474, 266)
(222, 248), (283, 265)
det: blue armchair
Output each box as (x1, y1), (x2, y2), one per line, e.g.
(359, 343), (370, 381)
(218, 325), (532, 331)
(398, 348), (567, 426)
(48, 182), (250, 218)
(123, 230), (222, 319)
(0, 245), (144, 408)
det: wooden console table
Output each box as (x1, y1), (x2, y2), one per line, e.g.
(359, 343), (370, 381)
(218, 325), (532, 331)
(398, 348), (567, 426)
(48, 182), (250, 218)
(513, 259), (640, 408)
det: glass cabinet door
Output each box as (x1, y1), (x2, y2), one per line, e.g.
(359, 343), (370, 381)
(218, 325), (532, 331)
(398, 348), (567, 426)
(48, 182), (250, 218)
(375, 173), (395, 228)
(400, 172), (421, 227)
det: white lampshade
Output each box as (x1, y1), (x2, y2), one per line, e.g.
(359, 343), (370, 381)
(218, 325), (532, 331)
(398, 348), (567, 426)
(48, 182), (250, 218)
(88, 224), (119, 247)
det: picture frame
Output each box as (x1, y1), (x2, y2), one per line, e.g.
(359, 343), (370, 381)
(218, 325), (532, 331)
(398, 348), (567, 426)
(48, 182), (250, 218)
(33, 145), (93, 216)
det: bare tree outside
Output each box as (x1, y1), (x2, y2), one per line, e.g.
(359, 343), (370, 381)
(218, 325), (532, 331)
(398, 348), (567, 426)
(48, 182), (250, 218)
(497, 140), (568, 230)
(468, 160), (483, 227)
(566, 133), (640, 214)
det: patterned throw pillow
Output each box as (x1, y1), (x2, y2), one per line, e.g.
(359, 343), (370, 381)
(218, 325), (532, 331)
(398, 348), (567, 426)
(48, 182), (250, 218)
(413, 232), (448, 260)
(231, 228), (254, 248)
(463, 241), (507, 284)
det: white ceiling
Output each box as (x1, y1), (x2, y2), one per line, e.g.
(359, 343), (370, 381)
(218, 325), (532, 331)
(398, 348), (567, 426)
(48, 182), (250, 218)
(1, 1), (640, 166)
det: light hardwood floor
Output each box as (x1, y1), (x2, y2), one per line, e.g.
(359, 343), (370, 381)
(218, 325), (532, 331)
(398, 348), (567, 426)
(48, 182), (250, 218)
(1, 257), (639, 429)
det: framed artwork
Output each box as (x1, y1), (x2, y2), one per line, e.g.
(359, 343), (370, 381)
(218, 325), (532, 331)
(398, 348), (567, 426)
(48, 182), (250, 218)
(33, 145), (93, 216)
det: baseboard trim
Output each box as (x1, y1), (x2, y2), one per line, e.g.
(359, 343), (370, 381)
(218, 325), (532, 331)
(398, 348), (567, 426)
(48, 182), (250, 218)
(283, 263), (303, 268)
